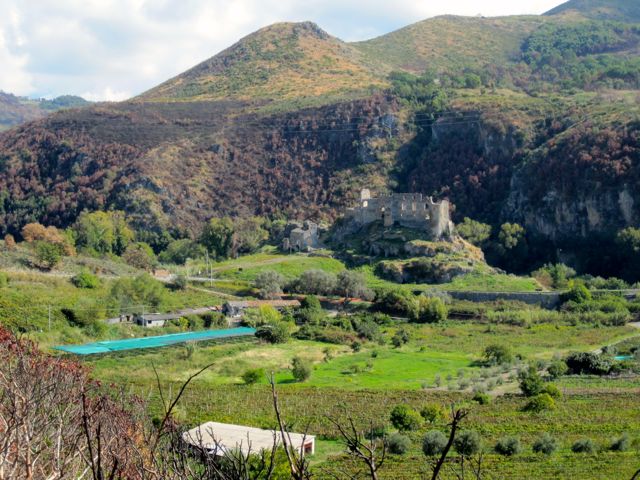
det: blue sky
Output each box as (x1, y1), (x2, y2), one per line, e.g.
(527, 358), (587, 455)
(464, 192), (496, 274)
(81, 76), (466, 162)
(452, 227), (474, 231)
(0, 0), (566, 101)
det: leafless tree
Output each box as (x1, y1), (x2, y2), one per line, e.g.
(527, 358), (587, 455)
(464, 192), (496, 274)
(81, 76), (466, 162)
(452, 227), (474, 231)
(0, 332), (92, 479)
(325, 411), (386, 480)
(269, 374), (313, 480)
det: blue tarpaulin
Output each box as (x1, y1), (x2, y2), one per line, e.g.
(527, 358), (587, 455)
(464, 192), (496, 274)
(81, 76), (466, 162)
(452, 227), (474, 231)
(53, 327), (256, 355)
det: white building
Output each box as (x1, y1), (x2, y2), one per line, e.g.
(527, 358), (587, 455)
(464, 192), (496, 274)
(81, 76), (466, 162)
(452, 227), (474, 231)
(182, 421), (315, 456)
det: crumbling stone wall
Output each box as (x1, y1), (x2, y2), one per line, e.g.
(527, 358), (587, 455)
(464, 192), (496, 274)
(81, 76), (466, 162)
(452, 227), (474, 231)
(346, 189), (454, 240)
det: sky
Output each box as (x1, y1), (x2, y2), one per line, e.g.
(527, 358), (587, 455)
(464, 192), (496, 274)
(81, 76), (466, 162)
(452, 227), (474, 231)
(0, 0), (566, 101)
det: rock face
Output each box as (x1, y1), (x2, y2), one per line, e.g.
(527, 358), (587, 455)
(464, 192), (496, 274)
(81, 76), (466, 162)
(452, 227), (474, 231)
(376, 238), (490, 284)
(504, 178), (639, 242)
(404, 107), (640, 249)
(501, 122), (640, 244)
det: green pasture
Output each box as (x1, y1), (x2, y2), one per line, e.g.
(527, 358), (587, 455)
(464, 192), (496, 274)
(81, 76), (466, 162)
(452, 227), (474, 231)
(85, 321), (639, 392)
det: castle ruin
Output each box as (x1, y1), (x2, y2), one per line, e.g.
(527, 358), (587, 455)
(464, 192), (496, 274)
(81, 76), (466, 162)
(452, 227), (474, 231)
(282, 221), (320, 252)
(346, 189), (454, 240)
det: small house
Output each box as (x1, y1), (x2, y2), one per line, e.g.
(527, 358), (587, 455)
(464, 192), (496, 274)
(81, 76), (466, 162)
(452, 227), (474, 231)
(134, 312), (183, 328)
(182, 421), (315, 456)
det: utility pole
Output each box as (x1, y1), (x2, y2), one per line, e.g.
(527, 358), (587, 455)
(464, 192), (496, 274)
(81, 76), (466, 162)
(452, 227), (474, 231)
(48, 305), (51, 331)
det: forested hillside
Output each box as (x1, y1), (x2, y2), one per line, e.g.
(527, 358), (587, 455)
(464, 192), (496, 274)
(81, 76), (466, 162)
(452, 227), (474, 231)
(0, 92), (89, 131)
(0, 1), (639, 277)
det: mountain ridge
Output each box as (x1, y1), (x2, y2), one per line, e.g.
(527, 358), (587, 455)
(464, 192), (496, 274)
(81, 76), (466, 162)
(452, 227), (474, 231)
(139, 21), (385, 103)
(545, 0), (640, 22)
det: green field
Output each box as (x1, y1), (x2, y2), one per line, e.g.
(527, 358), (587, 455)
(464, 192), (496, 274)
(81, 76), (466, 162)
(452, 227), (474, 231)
(85, 321), (638, 389)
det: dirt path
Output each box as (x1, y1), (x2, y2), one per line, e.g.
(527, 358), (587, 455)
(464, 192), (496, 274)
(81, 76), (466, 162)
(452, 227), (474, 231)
(187, 285), (240, 300)
(211, 254), (303, 272)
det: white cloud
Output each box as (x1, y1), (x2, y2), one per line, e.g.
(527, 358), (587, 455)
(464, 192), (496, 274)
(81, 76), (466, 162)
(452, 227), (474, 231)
(81, 86), (131, 102)
(0, 0), (565, 100)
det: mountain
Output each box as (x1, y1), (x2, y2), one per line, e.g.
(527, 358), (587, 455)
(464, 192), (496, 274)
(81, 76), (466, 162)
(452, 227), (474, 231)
(353, 15), (546, 74)
(0, 9), (639, 275)
(0, 92), (90, 131)
(545, 0), (640, 23)
(140, 22), (385, 104)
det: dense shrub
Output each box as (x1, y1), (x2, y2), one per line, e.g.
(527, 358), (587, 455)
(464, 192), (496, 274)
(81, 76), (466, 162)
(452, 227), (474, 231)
(109, 274), (167, 311)
(255, 321), (291, 344)
(584, 276), (629, 290)
(300, 295), (322, 311)
(571, 438), (595, 454)
(392, 329), (410, 348)
(565, 351), (613, 375)
(294, 325), (357, 345)
(254, 270), (285, 299)
(472, 392), (490, 405)
(610, 434), (630, 452)
(547, 360), (568, 379)
(158, 239), (205, 264)
(169, 274), (188, 290)
(289, 270), (337, 295)
(532, 433), (558, 455)
(562, 284), (592, 304)
(524, 393), (556, 413)
(532, 263), (576, 289)
(374, 288), (416, 316)
(390, 405), (423, 431)
(34, 241), (64, 270)
(295, 305), (326, 326)
(456, 217), (491, 246)
(453, 430), (481, 457)
(122, 242), (157, 271)
(420, 404), (446, 423)
(201, 312), (226, 328)
(562, 295), (631, 321)
(291, 356), (312, 382)
(244, 306), (282, 327)
(185, 315), (205, 331)
(411, 295), (447, 323)
(483, 344), (513, 365)
(494, 436), (522, 456)
(541, 383), (562, 399)
(386, 433), (411, 455)
(518, 365), (545, 396)
(337, 271), (374, 300)
(71, 270), (100, 289)
(422, 430), (448, 457)
(241, 368), (264, 385)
